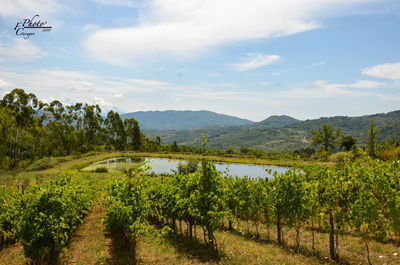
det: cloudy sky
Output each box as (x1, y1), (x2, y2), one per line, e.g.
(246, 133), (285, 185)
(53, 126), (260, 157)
(0, 0), (400, 121)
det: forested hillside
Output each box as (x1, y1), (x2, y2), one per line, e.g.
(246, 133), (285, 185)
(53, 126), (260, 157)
(120, 110), (252, 130)
(144, 111), (400, 152)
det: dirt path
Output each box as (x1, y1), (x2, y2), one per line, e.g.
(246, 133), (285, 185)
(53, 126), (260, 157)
(0, 243), (26, 265)
(62, 204), (109, 264)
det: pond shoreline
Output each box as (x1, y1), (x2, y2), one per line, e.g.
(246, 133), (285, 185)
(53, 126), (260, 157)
(118, 152), (333, 167)
(86, 156), (292, 179)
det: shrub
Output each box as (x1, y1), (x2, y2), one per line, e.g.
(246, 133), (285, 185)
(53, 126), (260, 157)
(94, 167), (108, 173)
(18, 177), (94, 263)
(26, 157), (54, 171)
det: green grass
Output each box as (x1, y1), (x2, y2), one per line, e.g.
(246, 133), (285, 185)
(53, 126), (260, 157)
(1, 152), (399, 264)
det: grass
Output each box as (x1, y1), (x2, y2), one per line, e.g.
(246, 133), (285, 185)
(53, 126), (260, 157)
(60, 204), (108, 265)
(1, 184), (398, 264)
(0, 153), (398, 264)
(0, 243), (26, 265)
(0, 151), (332, 184)
(217, 219), (400, 265)
(136, 223), (331, 265)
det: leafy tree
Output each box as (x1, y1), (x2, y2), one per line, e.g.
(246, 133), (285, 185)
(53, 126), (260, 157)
(105, 110), (126, 150)
(225, 148), (235, 154)
(0, 106), (15, 167)
(311, 124), (341, 154)
(124, 118), (141, 151)
(82, 104), (103, 149)
(0, 89), (43, 168)
(171, 141), (179, 152)
(367, 119), (377, 157)
(339, 135), (357, 151)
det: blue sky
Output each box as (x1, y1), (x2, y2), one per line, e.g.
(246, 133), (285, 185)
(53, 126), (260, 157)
(1, 0), (400, 121)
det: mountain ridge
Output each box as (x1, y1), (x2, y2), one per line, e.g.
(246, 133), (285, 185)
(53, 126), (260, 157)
(120, 110), (253, 130)
(143, 110), (400, 152)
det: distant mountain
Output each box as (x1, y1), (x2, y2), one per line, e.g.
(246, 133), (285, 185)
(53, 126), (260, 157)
(120, 110), (252, 130)
(143, 110), (400, 152)
(255, 115), (299, 128)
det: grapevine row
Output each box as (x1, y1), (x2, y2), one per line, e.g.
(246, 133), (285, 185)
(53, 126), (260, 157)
(103, 155), (400, 264)
(0, 176), (95, 263)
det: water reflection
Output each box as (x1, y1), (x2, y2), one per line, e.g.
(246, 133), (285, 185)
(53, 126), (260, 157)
(92, 157), (290, 179)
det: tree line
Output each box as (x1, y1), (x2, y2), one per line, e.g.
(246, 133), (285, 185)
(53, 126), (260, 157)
(309, 120), (399, 161)
(0, 89), (161, 169)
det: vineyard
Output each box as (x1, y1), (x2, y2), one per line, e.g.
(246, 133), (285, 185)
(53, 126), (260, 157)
(0, 154), (399, 264)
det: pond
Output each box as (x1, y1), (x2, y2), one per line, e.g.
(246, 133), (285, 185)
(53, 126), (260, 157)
(88, 157), (290, 179)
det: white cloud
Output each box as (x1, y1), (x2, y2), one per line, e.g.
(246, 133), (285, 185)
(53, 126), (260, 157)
(209, 72), (220, 78)
(0, 38), (46, 62)
(84, 0), (375, 65)
(82, 24), (101, 32)
(127, 78), (169, 86)
(311, 61), (327, 67)
(362, 62), (400, 80)
(0, 68), (171, 113)
(94, 96), (117, 112)
(280, 80), (352, 98)
(0, 78), (8, 91)
(260, 82), (270, 86)
(278, 79), (392, 98)
(90, 0), (149, 8)
(231, 54), (280, 71)
(272, 72), (281, 76)
(349, 80), (387, 89)
(0, 0), (62, 17)
(70, 81), (94, 92)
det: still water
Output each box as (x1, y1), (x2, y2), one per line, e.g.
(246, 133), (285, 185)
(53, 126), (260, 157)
(145, 157), (289, 179)
(96, 157), (290, 179)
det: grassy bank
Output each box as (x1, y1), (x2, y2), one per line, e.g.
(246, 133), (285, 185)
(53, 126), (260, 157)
(1, 150), (333, 186)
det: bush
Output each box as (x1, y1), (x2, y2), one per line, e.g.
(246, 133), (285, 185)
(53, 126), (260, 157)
(26, 157), (54, 171)
(177, 158), (199, 174)
(0, 188), (20, 245)
(18, 177), (94, 263)
(72, 163), (90, 171)
(94, 167), (108, 173)
(328, 151), (350, 162)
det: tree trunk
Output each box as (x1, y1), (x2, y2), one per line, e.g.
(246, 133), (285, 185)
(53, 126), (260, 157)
(202, 226), (207, 245)
(363, 238), (372, 265)
(128, 236), (136, 265)
(309, 219), (316, 253)
(207, 224), (214, 250)
(335, 228), (339, 260)
(255, 222), (259, 238)
(277, 212), (282, 245)
(329, 212), (335, 260)
(295, 226), (300, 250)
(228, 219), (233, 231)
(171, 218), (177, 231)
(311, 227), (315, 253)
